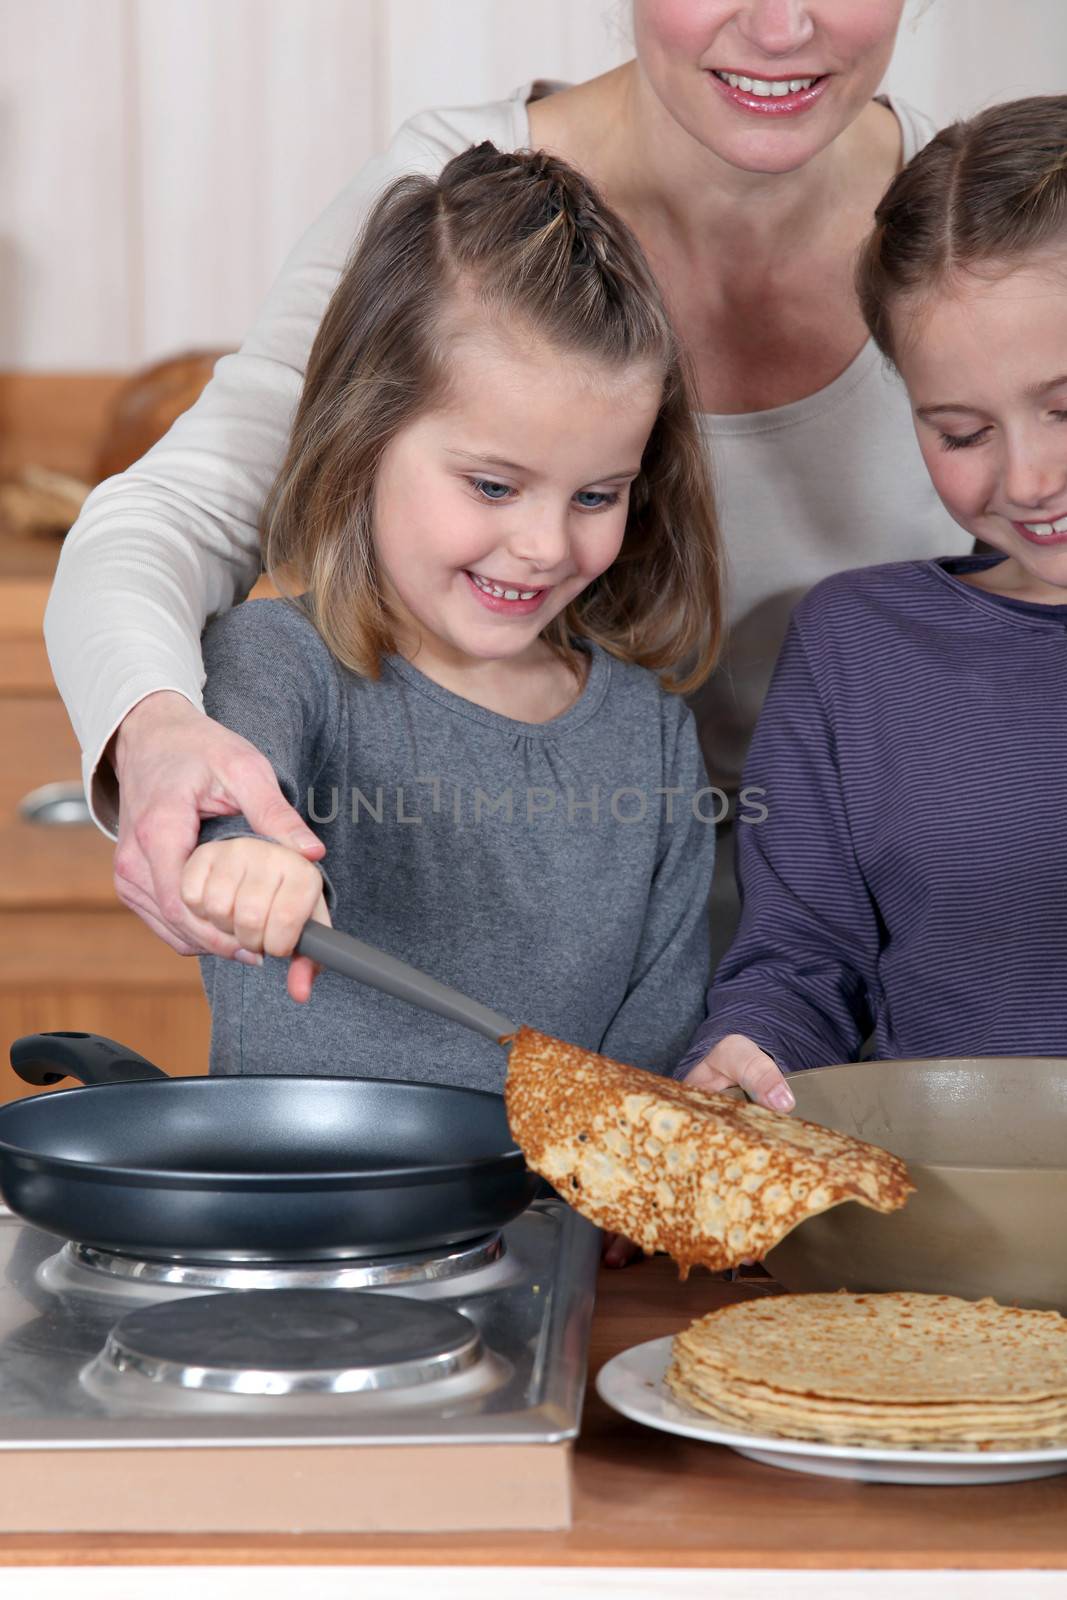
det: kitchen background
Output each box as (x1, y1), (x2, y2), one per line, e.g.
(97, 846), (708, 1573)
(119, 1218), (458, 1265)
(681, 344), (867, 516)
(5, 0), (1067, 369)
(1, 0), (1065, 1095)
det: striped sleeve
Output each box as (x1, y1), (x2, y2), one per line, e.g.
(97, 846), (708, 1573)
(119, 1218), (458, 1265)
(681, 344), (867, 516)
(676, 617), (878, 1075)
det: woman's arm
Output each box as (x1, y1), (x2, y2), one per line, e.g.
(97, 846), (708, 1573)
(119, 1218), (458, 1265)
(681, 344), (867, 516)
(44, 121), (450, 953)
(677, 615), (881, 1079)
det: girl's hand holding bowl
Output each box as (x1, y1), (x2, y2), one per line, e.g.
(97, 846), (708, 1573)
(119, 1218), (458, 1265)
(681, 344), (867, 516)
(180, 837), (332, 1004)
(682, 1033), (795, 1114)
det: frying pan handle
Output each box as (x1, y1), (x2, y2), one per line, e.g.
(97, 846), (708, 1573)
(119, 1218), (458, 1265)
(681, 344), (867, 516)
(296, 922), (517, 1045)
(10, 1031), (169, 1087)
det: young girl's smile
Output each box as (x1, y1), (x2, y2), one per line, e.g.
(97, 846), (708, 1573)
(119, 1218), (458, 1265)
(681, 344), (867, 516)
(897, 261), (1067, 602)
(372, 323), (663, 690)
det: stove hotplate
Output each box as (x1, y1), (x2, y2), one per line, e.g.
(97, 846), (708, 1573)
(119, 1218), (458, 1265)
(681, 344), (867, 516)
(100, 1289), (483, 1393)
(38, 1229), (511, 1305)
(0, 1196), (599, 1447)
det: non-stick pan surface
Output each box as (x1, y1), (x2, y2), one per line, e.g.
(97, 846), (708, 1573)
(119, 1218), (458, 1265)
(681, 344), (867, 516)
(0, 1031), (537, 1260)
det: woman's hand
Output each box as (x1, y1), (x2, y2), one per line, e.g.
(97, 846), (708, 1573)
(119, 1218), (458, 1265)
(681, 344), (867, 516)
(180, 837), (332, 1003)
(682, 1033), (795, 1113)
(110, 692), (325, 958)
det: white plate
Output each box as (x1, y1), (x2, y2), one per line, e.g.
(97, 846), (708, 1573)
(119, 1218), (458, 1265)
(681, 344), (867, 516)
(595, 1336), (1067, 1485)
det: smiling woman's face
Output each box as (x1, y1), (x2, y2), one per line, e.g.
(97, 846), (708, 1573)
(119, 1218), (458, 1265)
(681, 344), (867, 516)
(632, 0), (905, 173)
(894, 257), (1067, 602)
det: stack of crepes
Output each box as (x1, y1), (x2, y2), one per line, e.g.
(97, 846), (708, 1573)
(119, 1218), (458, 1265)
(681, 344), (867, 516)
(667, 1293), (1067, 1450)
(503, 1027), (913, 1278)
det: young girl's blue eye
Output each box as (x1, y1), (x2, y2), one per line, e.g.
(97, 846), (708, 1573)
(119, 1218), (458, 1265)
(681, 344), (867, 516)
(939, 428), (990, 452)
(471, 478), (513, 501)
(468, 479), (620, 509)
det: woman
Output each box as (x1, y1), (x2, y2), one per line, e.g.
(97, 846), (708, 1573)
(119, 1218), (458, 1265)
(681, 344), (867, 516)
(45, 1), (966, 1119)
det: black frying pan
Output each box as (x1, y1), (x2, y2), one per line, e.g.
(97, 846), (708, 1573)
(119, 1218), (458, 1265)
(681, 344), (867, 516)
(0, 923), (538, 1261)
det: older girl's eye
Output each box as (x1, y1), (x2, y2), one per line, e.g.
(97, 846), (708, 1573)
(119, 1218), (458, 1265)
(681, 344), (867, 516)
(470, 478), (513, 501)
(574, 489), (620, 510)
(939, 427), (991, 452)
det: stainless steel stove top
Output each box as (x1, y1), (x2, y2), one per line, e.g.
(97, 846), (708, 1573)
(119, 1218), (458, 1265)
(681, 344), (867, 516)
(0, 1197), (599, 1449)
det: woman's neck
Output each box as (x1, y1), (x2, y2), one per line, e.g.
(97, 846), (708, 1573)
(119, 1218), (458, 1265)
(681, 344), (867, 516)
(531, 61), (898, 270)
(530, 62), (901, 414)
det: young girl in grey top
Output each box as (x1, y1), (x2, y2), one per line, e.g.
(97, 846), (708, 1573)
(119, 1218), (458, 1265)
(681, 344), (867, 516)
(180, 143), (721, 1096)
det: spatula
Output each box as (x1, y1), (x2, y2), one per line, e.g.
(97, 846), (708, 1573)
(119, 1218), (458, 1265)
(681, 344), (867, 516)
(296, 920), (516, 1044)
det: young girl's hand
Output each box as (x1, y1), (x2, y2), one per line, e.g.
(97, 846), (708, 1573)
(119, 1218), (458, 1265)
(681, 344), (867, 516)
(682, 1033), (795, 1113)
(180, 838), (332, 1004)
(601, 1231), (646, 1269)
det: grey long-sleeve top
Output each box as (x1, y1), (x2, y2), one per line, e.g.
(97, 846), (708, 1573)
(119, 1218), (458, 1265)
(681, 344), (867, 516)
(196, 596), (715, 1093)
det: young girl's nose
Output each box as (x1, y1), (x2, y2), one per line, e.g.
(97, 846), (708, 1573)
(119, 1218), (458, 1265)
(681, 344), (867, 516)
(1003, 444), (1067, 513)
(508, 509), (571, 572)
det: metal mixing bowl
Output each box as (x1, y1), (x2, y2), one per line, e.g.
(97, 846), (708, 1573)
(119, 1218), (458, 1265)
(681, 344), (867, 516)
(765, 1057), (1067, 1312)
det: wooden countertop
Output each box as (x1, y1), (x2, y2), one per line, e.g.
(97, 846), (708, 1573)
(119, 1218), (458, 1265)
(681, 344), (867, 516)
(1, 1256), (1065, 1571)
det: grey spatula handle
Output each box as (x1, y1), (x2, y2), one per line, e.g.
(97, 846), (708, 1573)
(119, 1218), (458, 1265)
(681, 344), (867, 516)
(296, 921), (516, 1045)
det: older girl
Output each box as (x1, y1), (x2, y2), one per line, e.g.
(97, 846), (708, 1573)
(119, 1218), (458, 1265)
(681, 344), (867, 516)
(682, 96), (1067, 1091)
(181, 143), (720, 1100)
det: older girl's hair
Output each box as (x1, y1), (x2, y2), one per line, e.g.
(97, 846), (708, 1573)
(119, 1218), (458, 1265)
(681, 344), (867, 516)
(263, 142), (722, 693)
(858, 95), (1067, 365)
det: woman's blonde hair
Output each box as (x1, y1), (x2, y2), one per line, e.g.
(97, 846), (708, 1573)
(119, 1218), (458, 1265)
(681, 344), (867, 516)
(263, 142), (722, 693)
(858, 95), (1067, 365)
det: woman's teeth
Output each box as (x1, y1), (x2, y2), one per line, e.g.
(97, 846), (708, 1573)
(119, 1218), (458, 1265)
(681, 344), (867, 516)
(1023, 516), (1067, 538)
(714, 71), (818, 96)
(469, 572), (540, 601)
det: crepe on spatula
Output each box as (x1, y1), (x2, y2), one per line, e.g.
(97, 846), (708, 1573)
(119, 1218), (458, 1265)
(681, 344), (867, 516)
(504, 1026), (912, 1278)
(667, 1292), (1067, 1450)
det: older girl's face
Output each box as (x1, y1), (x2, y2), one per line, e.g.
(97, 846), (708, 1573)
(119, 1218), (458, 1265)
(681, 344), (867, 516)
(633, 0), (905, 173)
(894, 260), (1067, 602)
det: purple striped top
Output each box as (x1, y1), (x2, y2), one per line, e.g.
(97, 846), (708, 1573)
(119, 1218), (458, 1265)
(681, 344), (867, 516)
(678, 556), (1067, 1075)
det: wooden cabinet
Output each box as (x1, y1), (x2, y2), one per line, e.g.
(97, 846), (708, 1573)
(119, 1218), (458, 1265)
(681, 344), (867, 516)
(0, 376), (213, 1103)
(0, 683), (212, 1102)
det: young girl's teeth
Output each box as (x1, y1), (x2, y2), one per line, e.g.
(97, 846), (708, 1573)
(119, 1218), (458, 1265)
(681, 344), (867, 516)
(715, 72), (816, 96)
(470, 573), (539, 600)
(1024, 516), (1067, 537)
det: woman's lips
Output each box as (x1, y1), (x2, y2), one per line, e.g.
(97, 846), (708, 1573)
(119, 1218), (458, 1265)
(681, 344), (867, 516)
(463, 570), (551, 616)
(707, 69), (829, 117)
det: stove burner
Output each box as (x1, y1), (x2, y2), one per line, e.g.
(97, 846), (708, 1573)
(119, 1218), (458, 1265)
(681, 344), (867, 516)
(65, 1232), (503, 1291)
(102, 1289), (484, 1396)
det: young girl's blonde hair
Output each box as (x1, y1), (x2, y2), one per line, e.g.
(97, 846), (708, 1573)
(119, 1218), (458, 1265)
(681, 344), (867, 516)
(857, 95), (1067, 365)
(263, 142), (722, 694)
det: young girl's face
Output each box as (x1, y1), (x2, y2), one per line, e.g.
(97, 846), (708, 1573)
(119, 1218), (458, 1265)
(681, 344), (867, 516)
(372, 324), (663, 672)
(894, 258), (1067, 602)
